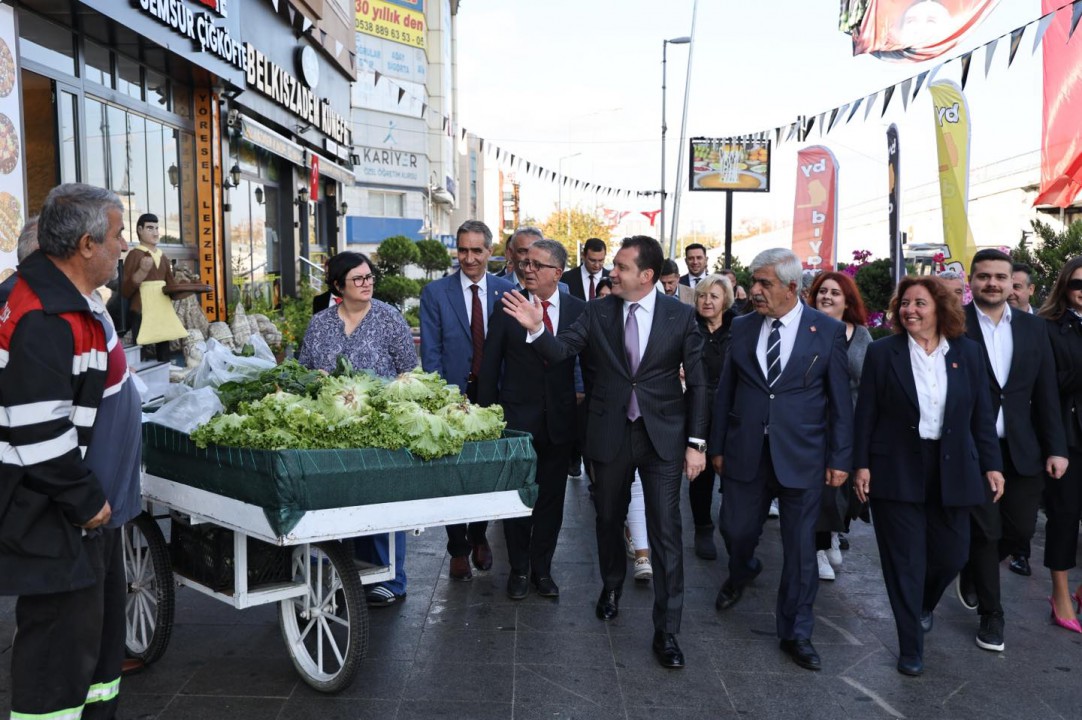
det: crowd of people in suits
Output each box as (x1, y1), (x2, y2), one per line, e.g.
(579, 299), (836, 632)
(325, 219), (1082, 678)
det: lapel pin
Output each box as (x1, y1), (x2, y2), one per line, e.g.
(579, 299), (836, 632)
(809, 326), (817, 333)
(951, 362), (958, 369)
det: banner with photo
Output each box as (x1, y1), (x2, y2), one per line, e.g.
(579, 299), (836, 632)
(845, 0), (1000, 63)
(791, 146), (839, 270)
(886, 124), (905, 282)
(1034, 0), (1082, 207)
(689, 137), (771, 192)
(0, 4), (24, 280)
(929, 80), (975, 273)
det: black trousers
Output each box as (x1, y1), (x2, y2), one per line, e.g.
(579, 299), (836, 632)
(1043, 447), (1082, 571)
(687, 466), (717, 528)
(592, 418), (684, 633)
(720, 440), (822, 640)
(871, 440), (970, 662)
(11, 527), (126, 719)
(997, 447), (1045, 561)
(504, 433), (572, 577)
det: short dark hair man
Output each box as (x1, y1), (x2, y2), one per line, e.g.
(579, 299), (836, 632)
(1, 183), (143, 719)
(502, 234), (708, 669)
(660, 259), (695, 305)
(1007, 263), (1037, 314)
(565, 237), (609, 302)
(680, 243), (708, 288)
(955, 248), (1068, 652)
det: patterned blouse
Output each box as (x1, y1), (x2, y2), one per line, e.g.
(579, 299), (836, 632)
(298, 299), (418, 378)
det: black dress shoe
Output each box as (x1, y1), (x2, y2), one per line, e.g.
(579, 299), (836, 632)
(652, 631), (685, 669)
(1009, 555), (1032, 577)
(897, 655), (924, 677)
(471, 542), (494, 571)
(715, 579), (743, 611)
(920, 610), (934, 633)
(747, 557), (764, 579)
(596, 588), (620, 620)
(506, 573), (529, 600)
(779, 638), (821, 671)
(532, 575), (560, 598)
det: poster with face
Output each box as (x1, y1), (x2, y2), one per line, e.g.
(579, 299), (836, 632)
(0, 4), (23, 281)
(844, 0), (1000, 62)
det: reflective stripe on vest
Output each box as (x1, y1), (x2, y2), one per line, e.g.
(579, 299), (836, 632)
(11, 704), (84, 720)
(86, 676), (120, 703)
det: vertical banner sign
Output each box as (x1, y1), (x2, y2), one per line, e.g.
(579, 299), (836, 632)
(194, 89), (225, 321)
(310, 155), (320, 202)
(844, 0), (1000, 63)
(0, 4), (25, 281)
(929, 80), (974, 273)
(886, 124), (904, 283)
(1034, 0), (1082, 207)
(791, 146), (839, 270)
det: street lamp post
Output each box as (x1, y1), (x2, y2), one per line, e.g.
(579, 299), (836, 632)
(558, 152), (581, 254)
(660, 36), (690, 253)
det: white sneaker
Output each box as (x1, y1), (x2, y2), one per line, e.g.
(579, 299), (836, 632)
(817, 550), (835, 581)
(768, 499), (780, 518)
(634, 556), (653, 582)
(826, 532), (843, 567)
(624, 524), (635, 559)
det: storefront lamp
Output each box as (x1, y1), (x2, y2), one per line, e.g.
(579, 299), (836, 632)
(167, 163), (179, 189)
(338, 201), (348, 217)
(254, 186), (264, 205)
(228, 163), (242, 188)
(296, 185), (310, 206)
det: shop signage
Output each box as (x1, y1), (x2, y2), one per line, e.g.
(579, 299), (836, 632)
(357, 145), (426, 185)
(193, 89), (226, 320)
(243, 43), (352, 147)
(310, 156), (320, 201)
(131, 0), (245, 71)
(355, 0), (427, 49)
(240, 115), (306, 167)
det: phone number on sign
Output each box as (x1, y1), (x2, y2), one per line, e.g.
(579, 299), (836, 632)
(355, 17), (425, 47)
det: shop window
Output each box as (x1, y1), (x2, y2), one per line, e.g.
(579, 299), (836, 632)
(145, 69), (169, 111)
(83, 41), (113, 89)
(116, 55), (142, 101)
(21, 71), (58, 214)
(368, 191), (404, 217)
(17, 13), (75, 76)
(173, 82), (192, 119)
(58, 91), (78, 183)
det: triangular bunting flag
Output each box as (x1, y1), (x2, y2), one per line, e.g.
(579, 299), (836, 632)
(460, 128), (467, 141)
(912, 70), (929, 99)
(269, 0), (280, 11)
(374, 70), (382, 86)
(320, 29), (327, 45)
(960, 52), (973, 89)
(984, 37), (998, 77)
(301, 16), (313, 34)
(442, 117), (448, 132)
(881, 84), (896, 116)
(864, 91), (878, 121)
(1033, 12), (1054, 53)
(829, 105), (847, 131)
(420, 103), (427, 117)
(495, 147), (501, 160)
(1071, 0), (1082, 39)
(900, 79), (912, 110)
(847, 97), (863, 123)
(817, 111), (826, 137)
(786, 122), (799, 141)
(286, 5), (295, 25)
(775, 127), (782, 146)
(803, 115), (815, 139)
(334, 39), (343, 59)
(397, 87), (405, 103)
(479, 138), (484, 153)
(1008, 26), (1025, 66)
(525, 161), (531, 173)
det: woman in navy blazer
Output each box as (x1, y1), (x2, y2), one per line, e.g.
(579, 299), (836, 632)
(853, 276), (1003, 677)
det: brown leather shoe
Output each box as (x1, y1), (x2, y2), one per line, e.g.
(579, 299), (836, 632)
(471, 542), (493, 571)
(449, 555), (473, 581)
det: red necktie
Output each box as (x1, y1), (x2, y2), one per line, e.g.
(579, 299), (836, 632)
(541, 300), (554, 335)
(470, 284), (484, 380)
(588, 274), (595, 300)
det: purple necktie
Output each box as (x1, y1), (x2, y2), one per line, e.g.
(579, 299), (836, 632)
(625, 303), (641, 421)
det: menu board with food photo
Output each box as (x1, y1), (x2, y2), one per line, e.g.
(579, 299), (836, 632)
(690, 137), (771, 192)
(0, 4), (23, 282)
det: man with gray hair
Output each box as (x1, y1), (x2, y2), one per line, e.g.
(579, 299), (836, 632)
(708, 248), (853, 672)
(501, 226), (544, 290)
(0, 215), (40, 304)
(0, 184), (142, 718)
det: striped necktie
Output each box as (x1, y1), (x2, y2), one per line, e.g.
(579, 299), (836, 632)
(766, 319), (782, 387)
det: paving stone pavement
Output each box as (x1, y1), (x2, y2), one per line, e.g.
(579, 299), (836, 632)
(1, 474), (1081, 719)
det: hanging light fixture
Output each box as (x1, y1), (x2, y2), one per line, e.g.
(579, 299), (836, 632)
(338, 201), (348, 217)
(167, 163), (179, 189)
(228, 163), (242, 188)
(296, 185), (310, 206)
(254, 186), (264, 205)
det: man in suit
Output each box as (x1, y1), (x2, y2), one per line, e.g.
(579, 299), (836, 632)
(479, 239), (584, 600)
(1007, 263), (1037, 315)
(659, 259), (696, 306)
(499, 226), (544, 288)
(956, 249), (1068, 651)
(679, 243), (708, 288)
(420, 220), (515, 581)
(565, 237), (609, 301)
(709, 248), (853, 672)
(502, 235), (708, 669)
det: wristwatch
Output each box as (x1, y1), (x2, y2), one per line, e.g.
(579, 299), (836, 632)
(687, 440), (707, 453)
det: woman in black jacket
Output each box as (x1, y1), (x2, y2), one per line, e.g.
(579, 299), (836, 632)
(1039, 256), (1082, 633)
(689, 274), (733, 559)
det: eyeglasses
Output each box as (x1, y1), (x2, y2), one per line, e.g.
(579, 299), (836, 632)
(516, 260), (560, 272)
(345, 274), (375, 287)
(1067, 279), (1082, 291)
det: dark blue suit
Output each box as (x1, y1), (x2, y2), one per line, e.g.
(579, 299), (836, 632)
(853, 333), (1002, 663)
(709, 304), (853, 641)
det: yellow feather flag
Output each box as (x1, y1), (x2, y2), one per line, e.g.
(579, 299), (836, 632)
(929, 80), (976, 273)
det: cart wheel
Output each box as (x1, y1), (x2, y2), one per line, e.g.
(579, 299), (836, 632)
(279, 541), (368, 693)
(123, 512), (175, 664)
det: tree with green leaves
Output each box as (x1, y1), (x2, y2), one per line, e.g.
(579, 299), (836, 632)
(1011, 219), (1082, 301)
(712, 255), (752, 291)
(373, 275), (421, 310)
(374, 235), (421, 277)
(416, 238), (452, 279)
(538, 206), (615, 268)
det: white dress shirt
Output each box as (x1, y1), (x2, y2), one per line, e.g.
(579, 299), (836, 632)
(975, 304), (1013, 438)
(908, 334), (950, 440)
(687, 272), (706, 288)
(755, 302), (803, 379)
(459, 271), (488, 332)
(579, 265), (601, 298)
